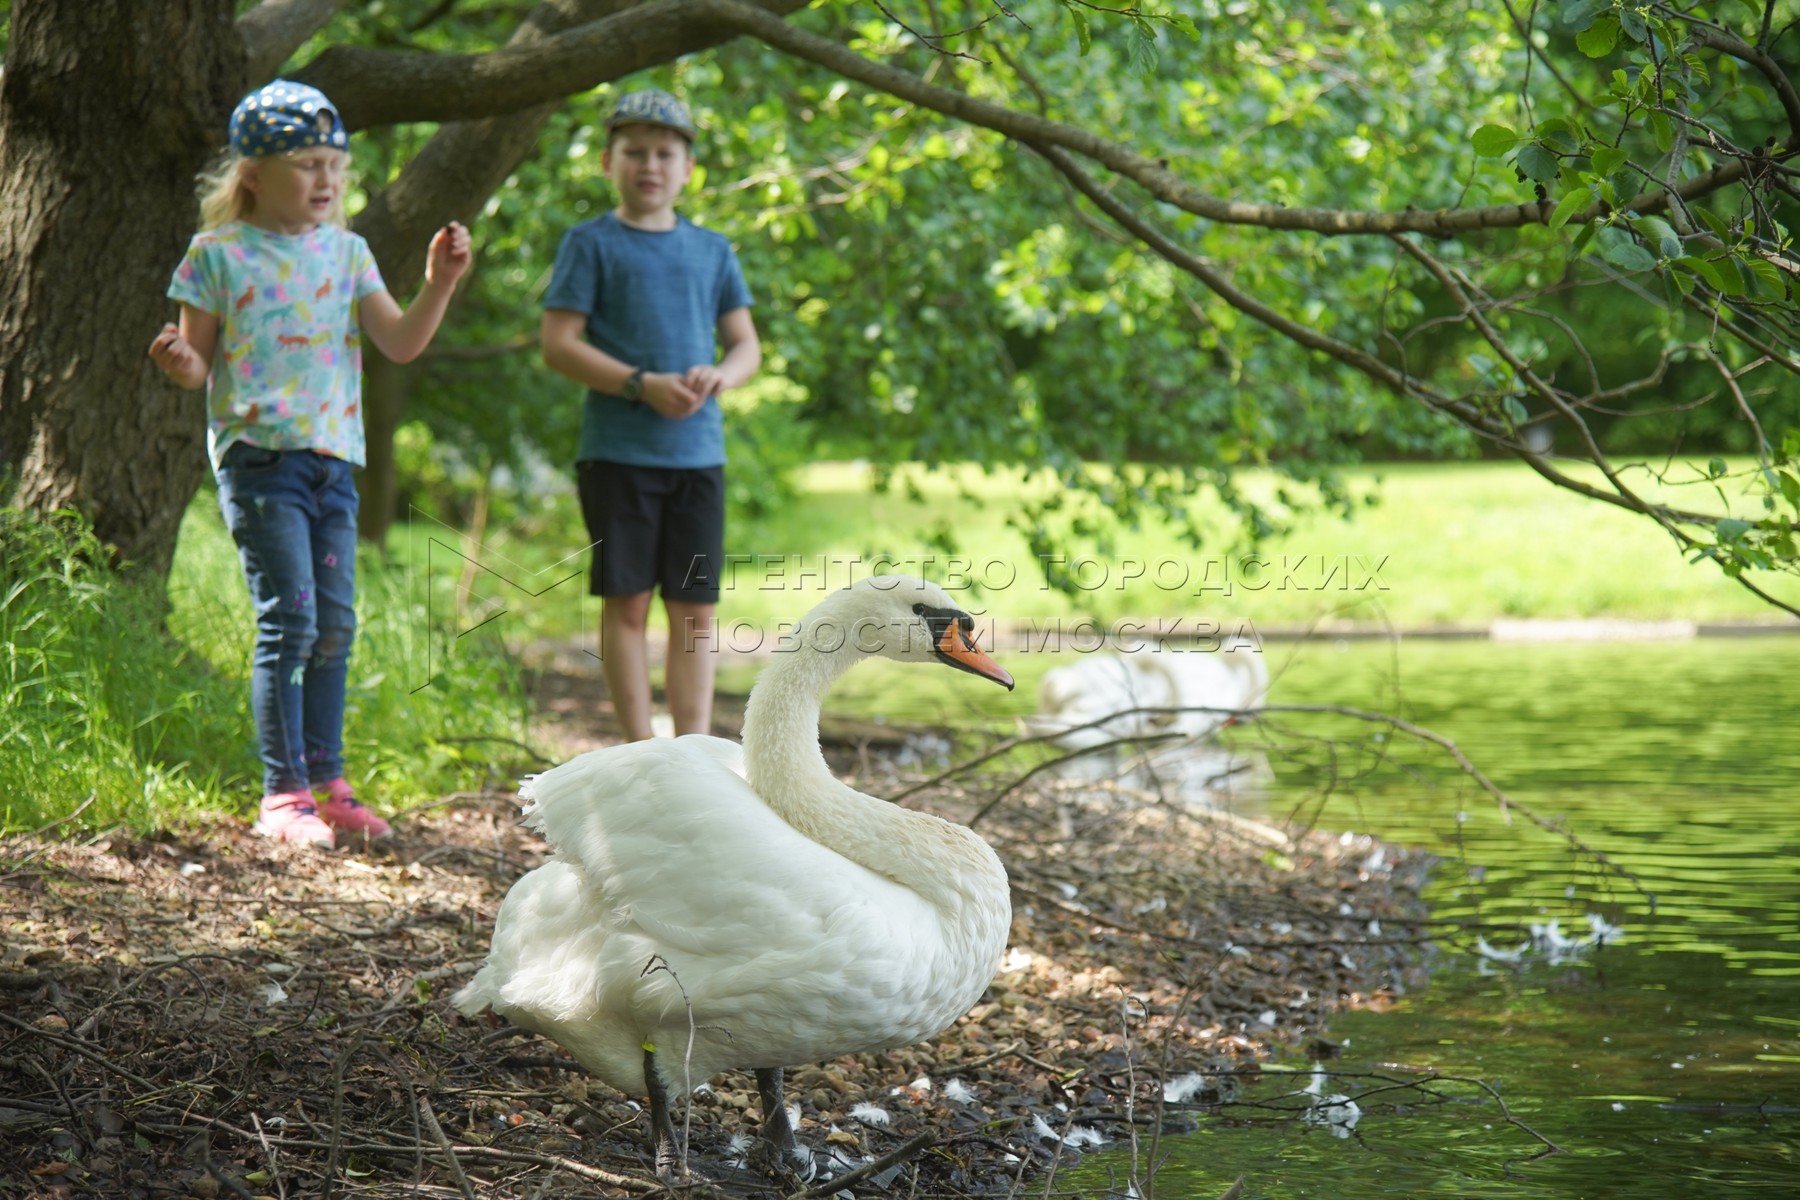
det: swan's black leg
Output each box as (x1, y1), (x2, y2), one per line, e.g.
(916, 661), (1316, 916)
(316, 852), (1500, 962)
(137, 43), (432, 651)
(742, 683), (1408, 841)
(644, 1047), (682, 1178)
(755, 1066), (802, 1165)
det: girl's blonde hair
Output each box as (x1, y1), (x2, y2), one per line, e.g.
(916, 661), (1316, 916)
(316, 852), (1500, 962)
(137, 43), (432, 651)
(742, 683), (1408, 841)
(195, 148), (351, 231)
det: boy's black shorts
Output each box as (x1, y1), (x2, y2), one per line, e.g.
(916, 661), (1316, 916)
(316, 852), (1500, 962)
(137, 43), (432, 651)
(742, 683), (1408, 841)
(576, 461), (725, 604)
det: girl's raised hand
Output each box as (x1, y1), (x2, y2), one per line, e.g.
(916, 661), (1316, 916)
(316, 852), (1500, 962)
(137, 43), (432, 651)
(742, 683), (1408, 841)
(148, 322), (206, 388)
(426, 221), (472, 288)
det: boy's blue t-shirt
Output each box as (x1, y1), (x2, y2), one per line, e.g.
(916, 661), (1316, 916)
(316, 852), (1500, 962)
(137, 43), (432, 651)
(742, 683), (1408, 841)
(544, 212), (753, 469)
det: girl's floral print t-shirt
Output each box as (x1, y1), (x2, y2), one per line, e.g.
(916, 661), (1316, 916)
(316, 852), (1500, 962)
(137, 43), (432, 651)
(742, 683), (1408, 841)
(168, 222), (386, 471)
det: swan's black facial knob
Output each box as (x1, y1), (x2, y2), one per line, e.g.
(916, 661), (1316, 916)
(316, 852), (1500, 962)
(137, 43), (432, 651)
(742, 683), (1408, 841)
(916, 604), (1014, 690)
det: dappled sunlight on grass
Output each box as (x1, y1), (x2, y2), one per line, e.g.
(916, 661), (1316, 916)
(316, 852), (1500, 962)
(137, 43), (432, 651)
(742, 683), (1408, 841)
(448, 459), (1798, 646)
(368, 458), (1800, 660)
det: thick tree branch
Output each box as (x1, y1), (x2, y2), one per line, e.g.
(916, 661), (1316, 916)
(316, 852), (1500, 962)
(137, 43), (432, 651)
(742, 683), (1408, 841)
(1687, 26), (1800, 152)
(296, 0), (811, 130)
(295, 0), (1756, 237)
(238, 0), (351, 84)
(351, 0), (784, 291)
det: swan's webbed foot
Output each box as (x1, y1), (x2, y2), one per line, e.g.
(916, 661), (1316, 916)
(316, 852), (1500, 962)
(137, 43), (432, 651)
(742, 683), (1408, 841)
(747, 1136), (817, 1186)
(645, 1047), (686, 1180)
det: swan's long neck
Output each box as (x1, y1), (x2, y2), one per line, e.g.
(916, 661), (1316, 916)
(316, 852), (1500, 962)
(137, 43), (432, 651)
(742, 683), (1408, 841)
(740, 635), (847, 803)
(740, 631), (1001, 914)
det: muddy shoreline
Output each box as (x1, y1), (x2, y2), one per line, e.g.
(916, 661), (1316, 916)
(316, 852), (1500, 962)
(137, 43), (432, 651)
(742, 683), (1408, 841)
(1, 699), (1433, 1199)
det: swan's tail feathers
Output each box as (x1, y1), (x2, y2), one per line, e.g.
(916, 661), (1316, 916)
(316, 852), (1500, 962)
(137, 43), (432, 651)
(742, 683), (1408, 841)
(517, 772), (545, 815)
(450, 973), (495, 1017)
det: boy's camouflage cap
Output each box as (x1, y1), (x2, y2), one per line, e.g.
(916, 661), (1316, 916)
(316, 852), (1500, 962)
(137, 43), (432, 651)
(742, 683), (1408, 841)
(230, 80), (347, 157)
(605, 89), (696, 141)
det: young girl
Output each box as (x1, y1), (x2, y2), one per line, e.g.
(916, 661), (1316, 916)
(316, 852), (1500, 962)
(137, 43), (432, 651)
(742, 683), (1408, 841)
(148, 80), (471, 848)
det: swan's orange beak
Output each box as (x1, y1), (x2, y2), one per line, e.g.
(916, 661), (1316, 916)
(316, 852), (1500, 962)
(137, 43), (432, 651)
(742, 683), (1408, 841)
(935, 617), (1014, 690)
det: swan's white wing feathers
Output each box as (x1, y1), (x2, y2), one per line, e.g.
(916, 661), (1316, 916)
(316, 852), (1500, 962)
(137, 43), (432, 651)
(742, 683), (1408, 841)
(461, 735), (980, 1082)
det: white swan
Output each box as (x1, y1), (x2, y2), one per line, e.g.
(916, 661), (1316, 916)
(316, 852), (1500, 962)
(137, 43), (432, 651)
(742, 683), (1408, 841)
(453, 576), (1015, 1175)
(1028, 639), (1270, 803)
(1032, 640), (1268, 749)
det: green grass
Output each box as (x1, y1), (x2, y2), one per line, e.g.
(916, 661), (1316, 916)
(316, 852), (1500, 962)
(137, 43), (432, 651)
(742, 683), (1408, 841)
(1, 502), (536, 835)
(6, 456), (1791, 835)
(1, 511), (245, 832)
(423, 458), (1800, 646)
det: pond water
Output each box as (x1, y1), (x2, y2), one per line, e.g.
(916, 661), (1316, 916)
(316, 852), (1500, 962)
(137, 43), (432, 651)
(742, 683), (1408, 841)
(749, 633), (1800, 1198)
(1073, 635), (1800, 1199)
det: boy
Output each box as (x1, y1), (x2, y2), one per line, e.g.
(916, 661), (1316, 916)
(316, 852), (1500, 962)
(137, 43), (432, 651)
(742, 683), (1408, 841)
(541, 88), (760, 740)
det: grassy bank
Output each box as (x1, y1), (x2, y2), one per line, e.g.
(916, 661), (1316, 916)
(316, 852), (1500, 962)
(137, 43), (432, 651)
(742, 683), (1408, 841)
(5, 457), (1790, 833)
(399, 458), (1800, 643)
(2, 504), (534, 834)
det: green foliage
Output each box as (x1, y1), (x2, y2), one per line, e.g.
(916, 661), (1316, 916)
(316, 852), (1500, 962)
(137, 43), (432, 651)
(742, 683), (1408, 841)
(299, 0), (1796, 604)
(1683, 431), (1800, 581)
(678, 2), (1478, 567)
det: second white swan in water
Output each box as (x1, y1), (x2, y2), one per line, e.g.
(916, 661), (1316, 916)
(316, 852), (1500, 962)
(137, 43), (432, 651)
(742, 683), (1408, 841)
(453, 576), (1015, 1175)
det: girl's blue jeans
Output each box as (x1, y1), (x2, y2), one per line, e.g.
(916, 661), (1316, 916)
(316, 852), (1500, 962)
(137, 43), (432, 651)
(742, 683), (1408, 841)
(215, 444), (359, 796)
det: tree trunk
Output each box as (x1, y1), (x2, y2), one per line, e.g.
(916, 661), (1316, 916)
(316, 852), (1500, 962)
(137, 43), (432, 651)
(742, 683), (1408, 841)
(0, 0), (808, 584)
(357, 347), (420, 547)
(0, 0), (244, 579)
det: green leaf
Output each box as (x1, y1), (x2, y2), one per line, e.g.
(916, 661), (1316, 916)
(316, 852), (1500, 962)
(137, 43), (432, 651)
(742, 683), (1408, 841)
(1589, 145), (1627, 176)
(1674, 255), (1725, 292)
(1069, 5), (1091, 56)
(1633, 216), (1682, 258)
(1549, 186), (1593, 229)
(1598, 234), (1656, 272)
(1780, 472), (1800, 505)
(1577, 14), (1621, 56)
(1125, 21), (1159, 76)
(1746, 257), (1784, 292)
(1696, 206), (1733, 241)
(1472, 124), (1519, 157)
(1618, 6), (1649, 41)
(1649, 111), (1674, 152)
(1536, 118), (1581, 152)
(1715, 253), (1746, 294)
(1708, 457), (1729, 478)
(1502, 396), (1529, 426)
(1561, 0), (1609, 30)
(1715, 518), (1754, 542)
(1516, 143), (1562, 182)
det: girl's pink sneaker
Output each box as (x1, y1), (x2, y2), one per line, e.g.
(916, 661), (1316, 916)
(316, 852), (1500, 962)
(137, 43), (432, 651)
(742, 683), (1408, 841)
(315, 779), (393, 840)
(253, 792), (336, 847)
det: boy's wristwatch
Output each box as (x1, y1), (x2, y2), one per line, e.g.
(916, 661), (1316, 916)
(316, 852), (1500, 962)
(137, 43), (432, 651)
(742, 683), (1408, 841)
(622, 367), (647, 402)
